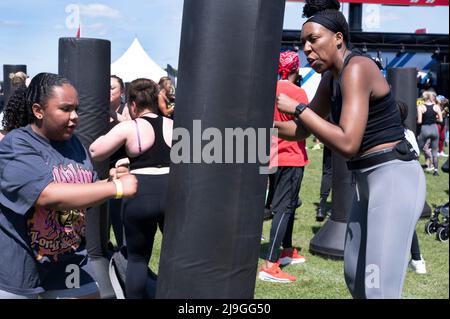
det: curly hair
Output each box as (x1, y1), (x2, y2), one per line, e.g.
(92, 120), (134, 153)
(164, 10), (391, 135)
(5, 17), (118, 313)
(1, 73), (71, 132)
(302, 0), (340, 17)
(302, 0), (350, 45)
(1, 86), (30, 132)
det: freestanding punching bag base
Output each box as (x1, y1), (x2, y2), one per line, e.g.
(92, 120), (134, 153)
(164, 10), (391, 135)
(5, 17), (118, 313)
(309, 219), (347, 259)
(309, 140), (354, 259)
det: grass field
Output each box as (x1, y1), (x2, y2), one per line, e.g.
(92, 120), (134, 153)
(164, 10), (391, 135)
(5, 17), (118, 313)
(139, 137), (449, 299)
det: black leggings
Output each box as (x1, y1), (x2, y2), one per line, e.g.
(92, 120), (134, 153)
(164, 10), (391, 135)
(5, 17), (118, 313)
(267, 167), (304, 262)
(319, 145), (332, 206)
(410, 231), (421, 261)
(123, 174), (168, 299)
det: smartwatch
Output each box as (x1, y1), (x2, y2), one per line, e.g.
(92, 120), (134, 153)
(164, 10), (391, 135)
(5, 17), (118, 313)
(294, 103), (308, 118)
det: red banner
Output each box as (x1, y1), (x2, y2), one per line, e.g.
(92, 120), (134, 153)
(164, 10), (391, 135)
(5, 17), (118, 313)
(286, 0), (448, 6)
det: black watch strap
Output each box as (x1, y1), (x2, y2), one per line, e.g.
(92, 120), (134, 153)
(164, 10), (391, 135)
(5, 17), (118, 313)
(294, 103), (308, 117)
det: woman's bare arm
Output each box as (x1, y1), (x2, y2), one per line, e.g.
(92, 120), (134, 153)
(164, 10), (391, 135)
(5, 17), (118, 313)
(275, 71), (332, 141)
(36, 174), (137, 211)
(89, 121), (131, 161)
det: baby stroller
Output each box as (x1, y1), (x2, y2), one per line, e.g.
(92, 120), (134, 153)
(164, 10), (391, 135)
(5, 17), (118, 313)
(425, 204), (449, 242)
(424, 159), (449, 242)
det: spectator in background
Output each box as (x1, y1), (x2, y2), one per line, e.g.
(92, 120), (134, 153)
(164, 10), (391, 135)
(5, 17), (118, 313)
(157, 76), (175, 118)
(259, 51), (309, 283)
(110, 75), (131, 123)
(316, 143), (332, 222)
(9, 71), (27, 92)
(107, 75), (131, 249)
(397, 101), (427, 274)
(436, 95), (448, 157)
(417, 90), (443, 176)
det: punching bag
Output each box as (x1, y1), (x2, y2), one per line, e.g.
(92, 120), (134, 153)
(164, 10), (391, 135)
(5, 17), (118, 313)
(3, 64), (27, 104)
(387, 67), (430, 218)
(387, 68), (417, 134)
(156, 0), (286, 298)
(58, 37), (114, 298)
(309, 150), (355, 258)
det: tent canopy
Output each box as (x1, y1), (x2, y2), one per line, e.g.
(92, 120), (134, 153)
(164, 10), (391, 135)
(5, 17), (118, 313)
(111, 38), (167, 83)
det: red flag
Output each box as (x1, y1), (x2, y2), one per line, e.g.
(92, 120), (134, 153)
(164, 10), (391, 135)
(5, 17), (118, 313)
(415, 28), (427, 34)
(76, 24), (81, 38)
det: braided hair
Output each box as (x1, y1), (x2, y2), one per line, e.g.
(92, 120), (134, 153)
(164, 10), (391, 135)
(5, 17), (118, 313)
(1, 73), (71, 132)
(302, 0), (350, 46)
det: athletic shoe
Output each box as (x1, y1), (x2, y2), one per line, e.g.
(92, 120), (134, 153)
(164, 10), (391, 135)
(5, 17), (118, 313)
(409, 257), (427, 274)
(258, 263), (296, 283)
(278, 248), (306, 266)
(425, 166), (435, 172)
(433, 170), (439, 176)
(438, 151), (448, 157)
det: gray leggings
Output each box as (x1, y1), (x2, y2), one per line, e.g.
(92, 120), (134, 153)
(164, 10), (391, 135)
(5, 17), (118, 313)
(418, 124), (439, 157)
(344, 159), (426, 299)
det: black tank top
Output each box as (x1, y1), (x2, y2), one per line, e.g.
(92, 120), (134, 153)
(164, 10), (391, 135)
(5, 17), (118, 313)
(421, 104), (437, 125)
(330, 52), (404, 153)
(129, 116), (171, 170)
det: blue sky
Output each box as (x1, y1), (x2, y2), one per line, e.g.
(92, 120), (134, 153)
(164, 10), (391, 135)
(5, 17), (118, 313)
(0, 1), (448, 80)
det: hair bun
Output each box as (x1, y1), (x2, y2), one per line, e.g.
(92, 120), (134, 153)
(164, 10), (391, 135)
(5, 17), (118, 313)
(303, 0), (341, 18)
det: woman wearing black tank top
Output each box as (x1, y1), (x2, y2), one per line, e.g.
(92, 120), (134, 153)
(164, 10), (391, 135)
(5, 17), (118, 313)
(417, 90), (443, 176)
(90, 78), (173, 298)
(275, 0), (425, 299)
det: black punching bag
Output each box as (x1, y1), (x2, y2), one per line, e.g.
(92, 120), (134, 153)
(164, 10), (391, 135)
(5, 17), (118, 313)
(387, 67), (430, 218)
(156, 0), (285, 298)
(309, 150), (355, 258)
(58, 37), (114, 298)
(387, 67), (417, 133)
(3, 64), (27, 104)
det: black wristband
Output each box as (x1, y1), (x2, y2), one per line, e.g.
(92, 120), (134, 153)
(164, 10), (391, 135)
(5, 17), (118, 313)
(294, 103), (308, 118)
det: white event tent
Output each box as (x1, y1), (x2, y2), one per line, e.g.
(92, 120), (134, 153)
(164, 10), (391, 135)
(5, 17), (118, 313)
(111, 38), (167, 83)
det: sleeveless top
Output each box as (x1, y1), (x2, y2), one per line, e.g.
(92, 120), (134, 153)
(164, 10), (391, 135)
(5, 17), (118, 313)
(330, 52), (404, 153)
(421, 104), (437, 125)
(129, 116), (171, 170)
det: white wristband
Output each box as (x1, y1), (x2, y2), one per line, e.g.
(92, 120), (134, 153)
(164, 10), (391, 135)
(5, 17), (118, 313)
(112, 179), (123, 199)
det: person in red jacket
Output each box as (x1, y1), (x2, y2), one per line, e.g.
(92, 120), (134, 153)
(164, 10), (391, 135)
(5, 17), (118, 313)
(259, 51), (309, 283)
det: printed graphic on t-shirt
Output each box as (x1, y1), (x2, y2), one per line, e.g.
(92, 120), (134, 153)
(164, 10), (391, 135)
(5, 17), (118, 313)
(27, 163), (93, 263)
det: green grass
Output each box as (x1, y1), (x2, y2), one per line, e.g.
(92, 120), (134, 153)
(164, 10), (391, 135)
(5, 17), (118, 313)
(254, 138), (449, 299)
(114, 137), (449, 299)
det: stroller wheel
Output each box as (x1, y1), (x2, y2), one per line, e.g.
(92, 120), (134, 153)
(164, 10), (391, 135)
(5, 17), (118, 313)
(425, 221), (436, 235)
(436, 226), (449, 242)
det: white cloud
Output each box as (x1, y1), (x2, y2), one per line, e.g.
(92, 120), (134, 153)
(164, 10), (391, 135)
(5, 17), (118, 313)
(79, 4), (121, 19)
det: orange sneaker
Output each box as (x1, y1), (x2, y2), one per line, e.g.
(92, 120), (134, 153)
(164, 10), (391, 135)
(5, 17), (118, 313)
(258, 263), (296, 283)
(278, 248), (306, 266)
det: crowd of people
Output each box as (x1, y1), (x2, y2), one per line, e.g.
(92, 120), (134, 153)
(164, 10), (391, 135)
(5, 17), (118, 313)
(0, 0), (447, 300)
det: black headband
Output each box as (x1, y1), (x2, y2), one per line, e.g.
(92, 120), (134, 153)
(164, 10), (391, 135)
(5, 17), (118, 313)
(303, 12), (344, 37)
